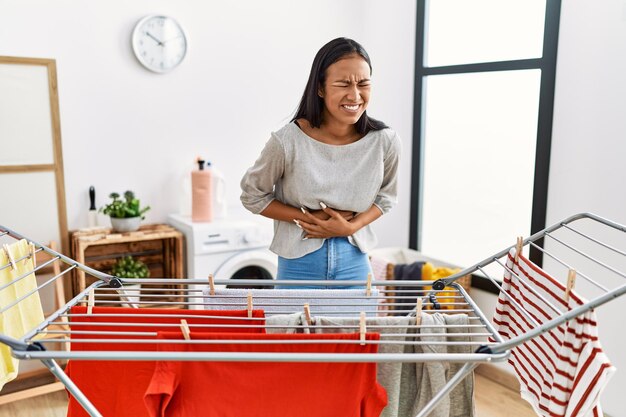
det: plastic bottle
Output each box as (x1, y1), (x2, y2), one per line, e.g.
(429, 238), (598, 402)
(191, 157), (213, 222)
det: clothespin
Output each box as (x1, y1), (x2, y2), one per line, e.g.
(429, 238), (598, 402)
(565, 269), (576, 303)
(28, 242), (37, 268)
(366, 273), (372, 297)
(415, 298), (423, 326)
(359, 312), (366, 346)
(2, 244), (15, 270)
(247, 291), (253, 318)
(208, 273), (215, 296)
(514, 236), (523, 263)
(303, 303), (312, 326)
(87, 289), (95, 314)
(180, 319), (191, 340)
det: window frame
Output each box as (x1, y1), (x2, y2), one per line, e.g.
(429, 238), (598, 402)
(409, 0), (562, 292)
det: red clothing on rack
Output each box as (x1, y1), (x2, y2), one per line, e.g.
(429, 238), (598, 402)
(144, 331), (387, 417)
(66, 307), (265, 417)
(492, 250), (615, 417)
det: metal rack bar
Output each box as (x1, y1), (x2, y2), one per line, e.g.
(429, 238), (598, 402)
(0, 264), (76, 314)
(0, 256), (59, 292)
(490, 281), (626, 354)
(0, 247), (43, 273)
(415, 362), (479, 417)
(476, 265), (540, 327)
(561, 223), (626, 257)
(14, 350), (509, 363)
(41, 358), (102, 417)
(2, 212), (625, 417)
(495, 259), (563, 315)
(435, 212), (626, 288)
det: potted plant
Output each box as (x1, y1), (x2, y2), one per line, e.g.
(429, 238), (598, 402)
(100, 190), (151, 232)
(110, 256), (150, 306)
(110, 255), (150, 279)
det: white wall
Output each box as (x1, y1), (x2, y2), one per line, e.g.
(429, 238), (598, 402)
(546, 1), (626, 414)
(361, 0), (415, 249)
(0, 0), (414, 249)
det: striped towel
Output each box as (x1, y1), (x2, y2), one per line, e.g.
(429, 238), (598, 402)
(492, 249), (615, 417)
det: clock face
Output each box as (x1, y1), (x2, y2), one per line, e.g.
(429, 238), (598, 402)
(132, 15), (187, 73)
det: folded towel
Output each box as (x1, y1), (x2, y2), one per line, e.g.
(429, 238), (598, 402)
(0, 239), (45, 389)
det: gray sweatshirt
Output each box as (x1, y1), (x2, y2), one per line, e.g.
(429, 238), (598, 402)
(240, 122), (401, 258)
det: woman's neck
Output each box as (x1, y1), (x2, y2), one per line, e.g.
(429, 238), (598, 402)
(297, 119), (361, 145)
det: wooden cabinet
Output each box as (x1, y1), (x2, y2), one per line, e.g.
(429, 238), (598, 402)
(68, 224), (185, 306)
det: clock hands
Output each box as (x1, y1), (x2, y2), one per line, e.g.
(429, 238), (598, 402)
(145, 31), (163, 46)
(145, 32), (182, 47)
(162, 35), (183, 44)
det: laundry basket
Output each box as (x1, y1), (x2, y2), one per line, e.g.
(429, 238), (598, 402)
(369, 247), (471, 313)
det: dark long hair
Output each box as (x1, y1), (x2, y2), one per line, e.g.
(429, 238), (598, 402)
(291, 37), (388, 134)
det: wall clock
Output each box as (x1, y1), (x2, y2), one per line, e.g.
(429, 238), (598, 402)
(131, 15), (187, 73)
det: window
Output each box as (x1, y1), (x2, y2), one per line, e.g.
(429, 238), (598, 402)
(410, 0), (561, 288)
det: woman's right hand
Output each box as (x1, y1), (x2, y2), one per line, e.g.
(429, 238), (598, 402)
(296, 205), (359, 239)
(307, 208), (355, 221)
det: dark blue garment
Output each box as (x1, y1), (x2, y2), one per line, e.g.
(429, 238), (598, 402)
(392, 261), (425, 312)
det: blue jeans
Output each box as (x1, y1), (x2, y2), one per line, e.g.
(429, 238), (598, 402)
(277, 237), (373, 289)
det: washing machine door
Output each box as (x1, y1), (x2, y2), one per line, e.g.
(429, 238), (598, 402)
(214, 250), (277, 288)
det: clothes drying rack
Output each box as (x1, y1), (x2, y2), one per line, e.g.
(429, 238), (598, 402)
(0, 212), (625, 417)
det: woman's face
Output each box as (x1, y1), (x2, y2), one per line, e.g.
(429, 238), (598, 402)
(319, 54), (371, 128)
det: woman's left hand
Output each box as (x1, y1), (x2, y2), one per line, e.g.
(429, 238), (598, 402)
(297, 204), (357, 239)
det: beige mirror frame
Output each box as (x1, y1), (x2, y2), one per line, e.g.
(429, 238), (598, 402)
(0, 56), (68, 252)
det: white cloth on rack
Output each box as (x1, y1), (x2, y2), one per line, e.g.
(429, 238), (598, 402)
(265, 312), (308, 334)
(492, 249), (615, 417)
(0, 239), (45, 389)
(202, 288), (379, 317)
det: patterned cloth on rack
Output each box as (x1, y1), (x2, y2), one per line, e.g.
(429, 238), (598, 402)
(66, 307), (265, 417)
(0, 239), (44, 389)
(369, 255), (390, 282)
(491, 249), (616, 417)
(369, 255), (394, 316)
(144, 331), (387, 417)
(401, 312), (474, 417)
(202, 288), (379, 316)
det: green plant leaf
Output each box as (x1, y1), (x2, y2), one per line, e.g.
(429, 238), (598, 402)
(100, 190), (150, 218)
(109, 255), (150, 279)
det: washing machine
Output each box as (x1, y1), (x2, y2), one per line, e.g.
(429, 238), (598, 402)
(168, 214), (277, 309)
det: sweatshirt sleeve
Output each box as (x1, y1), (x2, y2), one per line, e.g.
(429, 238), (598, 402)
(240, 134), (285, 214)
(373, 131), (401, 214)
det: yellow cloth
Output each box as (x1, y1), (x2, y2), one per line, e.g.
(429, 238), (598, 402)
(0, 239), (45, 390)
(422, 262), (461, 310)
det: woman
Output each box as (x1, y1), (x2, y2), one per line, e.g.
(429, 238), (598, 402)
(240, 37), (401, 288)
